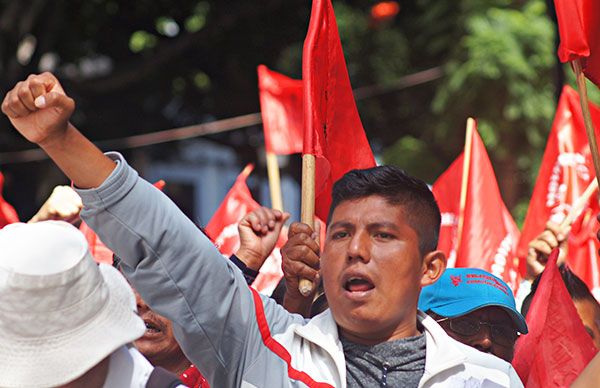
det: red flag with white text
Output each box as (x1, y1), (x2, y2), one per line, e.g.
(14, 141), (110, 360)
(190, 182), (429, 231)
(512, 250), (597, 387)
(518, 86), (600, 298)
(302, 0), (376, 221)
(0, 172), (19, 228)
(258, 65), (304, 155)
(205, 165), (286, 295)
(553, 0), (600, 86)
(432, 123), (521, 291)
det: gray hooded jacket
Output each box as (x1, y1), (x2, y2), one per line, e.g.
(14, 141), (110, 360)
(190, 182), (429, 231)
(77, 153), (523, 388)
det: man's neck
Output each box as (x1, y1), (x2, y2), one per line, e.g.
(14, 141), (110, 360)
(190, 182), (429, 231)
(339, 318), (421, 346)
(148, 353), (191, 376)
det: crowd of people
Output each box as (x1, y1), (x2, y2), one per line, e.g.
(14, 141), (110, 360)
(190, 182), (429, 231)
(1, 72), (600, 387)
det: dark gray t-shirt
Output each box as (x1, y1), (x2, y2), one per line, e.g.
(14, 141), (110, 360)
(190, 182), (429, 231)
(341, 333), (426, 387)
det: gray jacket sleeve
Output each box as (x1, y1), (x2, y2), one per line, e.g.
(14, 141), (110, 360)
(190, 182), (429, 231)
(76, 153), (304, 386)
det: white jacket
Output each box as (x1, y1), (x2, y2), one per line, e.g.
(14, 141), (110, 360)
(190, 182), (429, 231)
(79, 153), (524, 388)
(271, 308), (523, 388)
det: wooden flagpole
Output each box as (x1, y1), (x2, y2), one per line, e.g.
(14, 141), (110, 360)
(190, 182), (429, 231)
(573, 58), (600, 201)
(560, 178), (599, 228)
(299, 154), (316, 296)
(266, 151), (284, 211)
(455, 118), (475, 254)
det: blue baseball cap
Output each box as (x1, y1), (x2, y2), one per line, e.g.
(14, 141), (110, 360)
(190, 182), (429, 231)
(418, 268), (528, 334)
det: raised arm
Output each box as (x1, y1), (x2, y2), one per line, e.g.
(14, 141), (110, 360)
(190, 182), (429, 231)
(236, 206), (290, 272)
(2, 73), (303, 386)
(1, 72), (115, 188)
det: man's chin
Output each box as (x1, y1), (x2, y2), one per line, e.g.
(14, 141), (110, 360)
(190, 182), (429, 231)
(334, 309), (382, 334)
(134, 337), (166, 356)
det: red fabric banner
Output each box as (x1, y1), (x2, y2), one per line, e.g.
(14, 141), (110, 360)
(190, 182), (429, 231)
(258, 65), (303, 155)
(554, 0), (600, 85)
(0, 172), (19, 228)
(432, 123), (521, 292)
(302, 0), (376, 221)
(517, 86), (600, 298)
(205, 165), (286, 295)
(512, 249), (597, 387)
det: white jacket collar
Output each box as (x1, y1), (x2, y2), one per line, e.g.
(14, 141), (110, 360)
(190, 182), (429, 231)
(294, 309), (469, 387)
(294, 309), (347, 385)
(417, 311), (468, 385)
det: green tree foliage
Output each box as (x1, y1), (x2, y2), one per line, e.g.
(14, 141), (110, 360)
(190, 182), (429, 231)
(383, 0), (558, 223)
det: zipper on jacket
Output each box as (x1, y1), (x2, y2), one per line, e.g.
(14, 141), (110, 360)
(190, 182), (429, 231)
(381, 362), (390, 387)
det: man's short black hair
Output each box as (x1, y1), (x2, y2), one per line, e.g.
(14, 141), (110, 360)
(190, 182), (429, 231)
(521, 264), (598, 317)
(328, 165), (441, 255)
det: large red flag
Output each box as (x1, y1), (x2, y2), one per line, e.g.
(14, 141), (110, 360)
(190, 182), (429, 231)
(554, 0), (600, 86)
(517, 86), (600, 298)
(302, 0), (376, 221)
(432, 122), (521, 291)
(0, 172), (18, 228)
(512, 249), (597, 387)
(258, 65), (303, 155)
(81, 180), (166, 265)
(205, 165), (286, 295)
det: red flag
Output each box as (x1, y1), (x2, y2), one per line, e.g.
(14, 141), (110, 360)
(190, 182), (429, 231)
(512, 250), (597, 387)
(517, 86), (600, 297)
(258, 65), (303, 155)
(432, 122), (521, 291)
(205, 165), (286, 295)
(0, 172), (19, 228)
(302, 0), (376, 221)
(554, 0), (600, 85)
(81, 180), (166, 265)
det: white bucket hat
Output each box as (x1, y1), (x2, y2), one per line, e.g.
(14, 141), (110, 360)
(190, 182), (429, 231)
(0, 221), (145, 387)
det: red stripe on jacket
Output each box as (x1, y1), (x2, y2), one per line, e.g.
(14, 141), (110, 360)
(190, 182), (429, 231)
(250, 288), (336, 388)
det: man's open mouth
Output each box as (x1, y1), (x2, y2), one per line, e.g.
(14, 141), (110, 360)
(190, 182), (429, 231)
(344, 277), (375, 292)
(142, 317), (164, 334)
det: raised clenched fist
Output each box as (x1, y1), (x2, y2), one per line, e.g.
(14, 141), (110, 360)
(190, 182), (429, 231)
(2, 72), (75, 147)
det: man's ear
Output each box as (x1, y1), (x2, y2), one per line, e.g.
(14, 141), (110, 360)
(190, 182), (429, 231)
(420, 250), (446, 287)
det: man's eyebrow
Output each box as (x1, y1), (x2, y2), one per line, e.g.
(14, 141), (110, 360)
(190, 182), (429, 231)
(328, 221), (354, 230)
(329, 221), (402, 230)
(367, 222), (400, 230)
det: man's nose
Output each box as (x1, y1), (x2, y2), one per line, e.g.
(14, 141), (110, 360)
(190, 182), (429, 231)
(347, 231), (371, 263)
(470, 326), (494, 353)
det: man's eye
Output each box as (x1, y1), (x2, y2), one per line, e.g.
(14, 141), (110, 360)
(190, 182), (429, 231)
(375, 232), (393, 239)
(332, 231), (348, 239)
(585, 326), (595, 339)
(493, 325), (518, 340)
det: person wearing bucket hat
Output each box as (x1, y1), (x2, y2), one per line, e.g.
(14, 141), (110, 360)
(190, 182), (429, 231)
(0, 221), (185, 388)
(418, 267), (528, 362)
